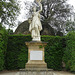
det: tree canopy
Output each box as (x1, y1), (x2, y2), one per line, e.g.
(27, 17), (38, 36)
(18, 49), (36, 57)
(0, 0), (19, 28)
(24, 0), (75, 35)
(41, 0), (75, 35)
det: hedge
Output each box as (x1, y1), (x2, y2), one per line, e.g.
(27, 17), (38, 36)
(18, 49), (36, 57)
(63, 31), (75, 71)
(0, 28), (8, 71)
(5, 34), (64, 70)
(5, 35), (31, 70)
(43, 36), (64, 70)
(0, 28), (75, 72)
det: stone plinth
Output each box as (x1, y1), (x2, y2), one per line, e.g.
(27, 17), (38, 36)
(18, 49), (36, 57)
(25, 41), (47, 69)
(19, 69), (56, 75)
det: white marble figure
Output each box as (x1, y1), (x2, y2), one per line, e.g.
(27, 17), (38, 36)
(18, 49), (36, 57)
(29, 0), (42, 41)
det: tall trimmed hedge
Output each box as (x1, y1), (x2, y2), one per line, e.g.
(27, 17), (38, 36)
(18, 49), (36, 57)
(43, 36), (64, 70)
(0, 28), (8, 71)
(6, 35), (64, 70)
(5, 35), (31, 70)
(63, 31), (75, 71)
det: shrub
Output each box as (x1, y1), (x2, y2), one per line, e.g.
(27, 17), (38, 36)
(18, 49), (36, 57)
(5, 35), (31, 70)
(0, 28), (8, 71)
(63, 31), (75, 71)
(42, 36), (64, 70)
(6, 35), (64, 70)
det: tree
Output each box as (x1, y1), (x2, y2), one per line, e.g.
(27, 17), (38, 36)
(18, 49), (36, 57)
(0, 24), (2, 30)
(22, 0), (75, 35)
(41, 0), (75, 35)
(24, 1), (33, 19)
(0, 0), (19, 28)
(66, 20), (75, 32)
(65, 13), (75, 33)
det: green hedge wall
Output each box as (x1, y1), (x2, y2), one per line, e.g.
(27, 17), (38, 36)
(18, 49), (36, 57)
(44, 36), (64, 70)
(0, 28), (8, 71)
(5, 35), (31, 70)
(6, 35), (64, 70)
(63, 31), (75, 71)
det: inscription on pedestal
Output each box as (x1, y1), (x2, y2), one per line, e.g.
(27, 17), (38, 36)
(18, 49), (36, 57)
(30, 51), (43, 60)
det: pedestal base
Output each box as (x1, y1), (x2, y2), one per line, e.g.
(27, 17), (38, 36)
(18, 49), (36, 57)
(25, 41), (47, 69)
(26, 62), (47, 69)
(19, 69), (56, 75)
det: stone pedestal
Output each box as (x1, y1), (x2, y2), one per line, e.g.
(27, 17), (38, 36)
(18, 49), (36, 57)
(25, 41), (47, 69)
(19, 69), (55, 75)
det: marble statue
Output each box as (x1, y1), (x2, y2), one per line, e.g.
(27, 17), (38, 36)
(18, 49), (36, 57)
(29, 0), (42, 41)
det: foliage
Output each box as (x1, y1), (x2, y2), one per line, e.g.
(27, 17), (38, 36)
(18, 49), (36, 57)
(63, 31), (75, 71)
(0, 24), (3, 30)
(0, 0), (19, 28)
(66, 21), (75, 32)
(0, 31), (75, 71)
(0, 28), (8, 71)
(5, 35), (31, 70)
(7, 29), (13, 35)
(6, 35), (64, 70)
(42, 36), (64, 70)
(41, 0), (75, 34)
(25, 0), (75, 35)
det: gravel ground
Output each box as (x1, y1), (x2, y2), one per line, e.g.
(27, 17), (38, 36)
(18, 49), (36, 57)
(0, 70), (75, 75)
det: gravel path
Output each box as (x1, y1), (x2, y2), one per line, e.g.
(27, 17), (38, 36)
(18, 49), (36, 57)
(0, 71), (75, 75)
(54, 71), (75, 75)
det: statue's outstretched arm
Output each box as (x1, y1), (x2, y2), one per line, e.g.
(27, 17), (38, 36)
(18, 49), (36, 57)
(38, 2), (42, 13)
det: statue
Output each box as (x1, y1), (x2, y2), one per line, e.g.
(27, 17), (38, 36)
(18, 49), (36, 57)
(29, 0), (42, 41)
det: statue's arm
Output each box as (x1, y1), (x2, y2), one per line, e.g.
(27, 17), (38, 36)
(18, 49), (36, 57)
(28, 13), (34, 24)
(38, 2), (42, 13)
(28, 15), (33, 32)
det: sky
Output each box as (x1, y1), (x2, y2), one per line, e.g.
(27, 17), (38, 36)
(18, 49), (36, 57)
(68, 0), (75, 9)
(11, 0), (75, 31)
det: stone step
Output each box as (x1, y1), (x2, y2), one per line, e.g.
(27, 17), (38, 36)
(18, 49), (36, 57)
(19, 69), (57, 75)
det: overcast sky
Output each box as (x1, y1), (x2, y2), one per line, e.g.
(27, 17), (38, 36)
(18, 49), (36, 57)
(68, 0), (75, 8)
(12, 0), (75, 31)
